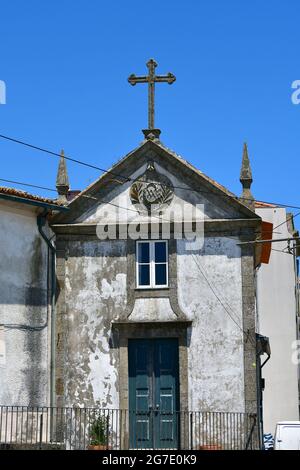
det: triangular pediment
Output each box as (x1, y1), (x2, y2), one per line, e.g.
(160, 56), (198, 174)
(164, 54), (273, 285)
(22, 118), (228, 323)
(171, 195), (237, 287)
(51, 139), (259, 226)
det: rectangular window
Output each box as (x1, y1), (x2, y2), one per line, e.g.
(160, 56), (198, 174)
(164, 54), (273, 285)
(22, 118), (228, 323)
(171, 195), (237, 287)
(136, 241), (168, 288)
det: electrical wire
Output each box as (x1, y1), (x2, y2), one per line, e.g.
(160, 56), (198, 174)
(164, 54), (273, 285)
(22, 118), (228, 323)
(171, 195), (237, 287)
(0, 176), (171, 223)
(0, 174), (258, 342)
(191, 253), (256, 347)
(0, 178), (57, 193)
(1, 132), (300, 210)
(1, 322), (47, 332)
(1, 133), (297, 350)
(271, 211), (300, 232)
(0, 165), (292, 343)
(271, 248), (292, 255)
(1, 175), (298, 247)
(1, 133), (299, 255)
(0, 133), (127, 179)
(0, 177), (181, 225)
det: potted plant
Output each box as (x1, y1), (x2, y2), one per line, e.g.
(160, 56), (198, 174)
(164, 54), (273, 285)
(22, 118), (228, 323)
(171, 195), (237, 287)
(88, 413), (109, 450)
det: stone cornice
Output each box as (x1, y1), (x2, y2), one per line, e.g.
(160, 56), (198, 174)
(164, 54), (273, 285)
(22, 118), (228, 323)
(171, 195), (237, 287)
(51, 217), (261, 236)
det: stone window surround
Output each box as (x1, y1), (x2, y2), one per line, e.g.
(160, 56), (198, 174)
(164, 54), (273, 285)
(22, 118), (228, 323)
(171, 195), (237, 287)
(125, 237), (185, 317)
(135, 239), (169, 289)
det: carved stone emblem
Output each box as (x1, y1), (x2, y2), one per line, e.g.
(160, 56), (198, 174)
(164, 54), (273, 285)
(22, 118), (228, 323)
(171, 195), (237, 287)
(130, 161), (174, 213)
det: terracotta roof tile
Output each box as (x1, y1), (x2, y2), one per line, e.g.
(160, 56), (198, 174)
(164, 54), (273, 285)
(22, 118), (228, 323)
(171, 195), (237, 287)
(255, 201), (277, 208)
(0, 186), (64, 206)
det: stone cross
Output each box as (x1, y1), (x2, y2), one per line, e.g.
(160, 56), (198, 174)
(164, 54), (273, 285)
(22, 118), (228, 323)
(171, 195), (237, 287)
(128, 59), (176, 131)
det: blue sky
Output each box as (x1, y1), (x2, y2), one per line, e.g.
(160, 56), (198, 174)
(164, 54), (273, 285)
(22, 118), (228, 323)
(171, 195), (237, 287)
(0, 0), (299, 214)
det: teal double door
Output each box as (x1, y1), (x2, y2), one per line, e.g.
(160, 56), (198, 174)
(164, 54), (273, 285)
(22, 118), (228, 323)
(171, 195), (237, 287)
(128, 338), (179, 449)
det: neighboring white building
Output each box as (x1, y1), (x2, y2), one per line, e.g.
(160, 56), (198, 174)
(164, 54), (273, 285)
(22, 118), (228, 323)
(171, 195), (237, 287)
(256, 203), (300, 436)
(0, 187), (66, 406)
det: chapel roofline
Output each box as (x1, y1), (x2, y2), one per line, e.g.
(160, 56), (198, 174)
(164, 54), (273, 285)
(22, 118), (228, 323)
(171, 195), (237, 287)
(50, 138), (260, 225)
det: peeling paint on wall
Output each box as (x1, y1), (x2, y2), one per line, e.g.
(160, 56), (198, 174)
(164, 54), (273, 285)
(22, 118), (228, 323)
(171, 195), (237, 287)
(0, 326), (6, 366)
(63, 240), (127, 408)
(60, 234), (245, 413)
(177, 237), (245, 412)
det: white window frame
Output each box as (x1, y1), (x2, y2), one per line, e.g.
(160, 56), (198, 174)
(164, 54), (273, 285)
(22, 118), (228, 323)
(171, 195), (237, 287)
(136, 240), (168, 289)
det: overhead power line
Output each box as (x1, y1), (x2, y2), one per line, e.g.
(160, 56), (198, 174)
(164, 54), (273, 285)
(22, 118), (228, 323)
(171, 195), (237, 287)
(0, 178), (57, 193)
(272, 211), (300, 232)
(238, 236), (300, 245)
(271, 248), (292, 255)
(0, 133), (130, 180)
(254, 200), (300, 210)
(1, 174), (300, 246)
(0, 179), (257, 342)
(191, 253), (256, 346)
(0, 176), (295, 334)
(0, 133), (296, 341)
(1, 133), (300, 210)
(0, 177), (173, 224)
(0, 176), (276, 241)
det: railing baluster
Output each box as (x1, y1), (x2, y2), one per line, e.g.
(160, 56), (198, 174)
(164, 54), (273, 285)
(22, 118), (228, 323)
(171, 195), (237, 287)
(0, 404), (3, 443)
(4, 406), (8, 444)
(16, 406), (19, 444)
(20, 406), (24, 445)
(35, 407), (37, 445)
(45, 407), (48, 444)
(10, 406), (13, 444)
(28, 407), (31, 445)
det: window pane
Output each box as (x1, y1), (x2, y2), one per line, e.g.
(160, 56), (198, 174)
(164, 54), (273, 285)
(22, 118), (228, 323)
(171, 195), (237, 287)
(138, 243), (150, 263)
(138, 264), (150, 286)
(155, 242), (167, 263)
(155, 264), (167, 286)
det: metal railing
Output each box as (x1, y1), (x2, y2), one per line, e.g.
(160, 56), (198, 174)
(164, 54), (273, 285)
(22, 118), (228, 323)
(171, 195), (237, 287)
(0, 406), (259, 450)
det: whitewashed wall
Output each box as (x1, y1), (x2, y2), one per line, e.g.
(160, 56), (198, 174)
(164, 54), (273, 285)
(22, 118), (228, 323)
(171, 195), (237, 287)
(60, 157), (248, 412)
(178, 237), (245, 412)
(63, 235), (245, 413)
(0, 201), (49, 406)
(63, 240), (127, 408)
(256, 207), (299, 435)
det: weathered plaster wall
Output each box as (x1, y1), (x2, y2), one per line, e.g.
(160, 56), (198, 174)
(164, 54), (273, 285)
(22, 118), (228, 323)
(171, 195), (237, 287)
(129, 298), (177, 322)
(177, 237), (245, 412)
(59, 235), (245, 413)
(0, 202), (49, 405)
(56, 156), (256, 413)
(61, 240), (127, 408)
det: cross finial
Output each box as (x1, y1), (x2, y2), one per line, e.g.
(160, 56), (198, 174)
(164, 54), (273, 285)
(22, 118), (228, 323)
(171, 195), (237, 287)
(240, 142), (254, 210)
(128, 59), (176, 139)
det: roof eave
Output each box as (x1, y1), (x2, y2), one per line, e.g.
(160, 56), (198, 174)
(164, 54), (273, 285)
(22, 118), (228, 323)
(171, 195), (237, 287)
(0, 192), (69, 211)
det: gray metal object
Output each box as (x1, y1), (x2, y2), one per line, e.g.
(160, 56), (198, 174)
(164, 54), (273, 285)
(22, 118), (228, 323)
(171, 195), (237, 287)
(37, 214), (56, 412)
(238, 236), (300, 245)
